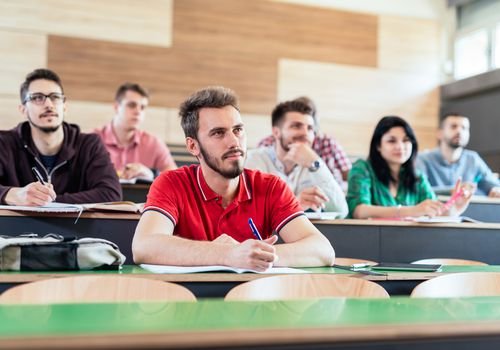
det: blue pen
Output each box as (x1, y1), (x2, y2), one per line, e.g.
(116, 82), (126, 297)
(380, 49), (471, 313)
(248, 218), (263, 240)
(473, 173), (483, 183)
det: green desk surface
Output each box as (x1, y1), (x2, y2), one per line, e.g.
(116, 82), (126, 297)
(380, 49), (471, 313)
(2, 297), (500, 349)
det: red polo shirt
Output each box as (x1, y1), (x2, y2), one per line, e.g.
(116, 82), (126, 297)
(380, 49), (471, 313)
(143, 165), (304, 242)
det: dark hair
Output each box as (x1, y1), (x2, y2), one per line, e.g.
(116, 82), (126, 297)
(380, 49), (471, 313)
(271, 99), (315, 127)
(179, 86), (239, 139)
(293, 96), (317, 118)
(368, 116), (419, 191)
(439, 112), (466, 129)
(20, 68), (64, 104)
(115, 82), (149, 102)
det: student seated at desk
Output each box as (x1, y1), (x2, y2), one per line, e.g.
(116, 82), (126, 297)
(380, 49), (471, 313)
(416, 113), (500, 197)
(347, 116), (472, 219)
(245, 99), (348, 217)
(95, 83), (177, 181)
(132, 86), (335, 271)
(0, 69), (121, 206)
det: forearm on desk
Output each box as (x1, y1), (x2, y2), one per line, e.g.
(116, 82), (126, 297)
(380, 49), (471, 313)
(132, 234), (230, 266)
(353, 204), (402, 219)
(274, 233), (335, 267)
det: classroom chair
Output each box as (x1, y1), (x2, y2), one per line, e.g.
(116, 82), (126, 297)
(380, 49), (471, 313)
(412, 258), (488, 266)
(224, 274), (389, 301)
(335, 257), (377, 266)
(411, 272), (500, 298)
(0, 275), (196, 304)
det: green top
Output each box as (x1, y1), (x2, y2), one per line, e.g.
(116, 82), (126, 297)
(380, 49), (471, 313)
(2, 297), (500, 339)
(347, 159), (436, 218)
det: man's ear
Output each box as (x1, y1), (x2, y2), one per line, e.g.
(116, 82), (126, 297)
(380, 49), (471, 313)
(271, 126), (280, 140)
(186, 137), (200, 157)
(437, 128), (443, 143)
(18, 104), (27, 119)
(113, 101), (120, 114)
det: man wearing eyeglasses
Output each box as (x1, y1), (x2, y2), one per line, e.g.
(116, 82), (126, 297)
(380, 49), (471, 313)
(95, 83), (177, 181)
(0, 68), (122, 206)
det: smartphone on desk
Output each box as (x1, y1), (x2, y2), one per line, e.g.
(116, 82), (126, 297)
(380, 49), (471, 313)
(371, 262), (442, 272)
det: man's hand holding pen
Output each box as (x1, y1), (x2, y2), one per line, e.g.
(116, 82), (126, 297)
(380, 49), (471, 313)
(4, 182), (56, 206)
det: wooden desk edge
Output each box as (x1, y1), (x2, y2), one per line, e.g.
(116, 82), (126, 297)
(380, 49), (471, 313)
(0, 271), (367, 283)
(2, 320), (500, 349)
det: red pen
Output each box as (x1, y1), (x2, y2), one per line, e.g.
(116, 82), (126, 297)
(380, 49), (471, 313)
(443, 187), (464, 211)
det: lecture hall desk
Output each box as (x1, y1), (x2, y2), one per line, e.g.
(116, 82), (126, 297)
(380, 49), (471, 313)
(438, 195), (500, 223)
(2, 209), (500, 267)
(3, 297), (500, 349)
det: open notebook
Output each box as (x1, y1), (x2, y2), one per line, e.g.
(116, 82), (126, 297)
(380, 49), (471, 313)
(370, 216), (481, 223)
(140, 264), (308, 274)
(0, 202), (84, 213)
(305, 212), (342, 220)
(0, 201), (144, 214)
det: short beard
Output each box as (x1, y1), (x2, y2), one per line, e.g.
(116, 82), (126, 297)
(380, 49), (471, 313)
(27, 115), (61, 134)
(445, 138), (461, 149)
(199, 143), (244, 179)
(279, 136), (290, 152)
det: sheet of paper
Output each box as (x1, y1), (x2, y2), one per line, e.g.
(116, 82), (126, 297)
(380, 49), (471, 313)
(305, 212), (342, 220)
(140, 264), (308, 274)
(0, 202), (83, 213)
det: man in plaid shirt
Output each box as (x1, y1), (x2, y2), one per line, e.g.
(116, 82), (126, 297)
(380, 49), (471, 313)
(257, 97), (351, 189)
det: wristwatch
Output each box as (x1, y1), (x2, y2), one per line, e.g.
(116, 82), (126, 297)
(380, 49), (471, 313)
(308, 159), (321, 172)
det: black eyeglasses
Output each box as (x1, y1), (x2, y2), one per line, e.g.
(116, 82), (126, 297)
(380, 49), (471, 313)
(23, 93), (66, 105)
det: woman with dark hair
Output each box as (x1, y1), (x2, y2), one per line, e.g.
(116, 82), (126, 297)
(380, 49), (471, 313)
(347, 116), (471, 219)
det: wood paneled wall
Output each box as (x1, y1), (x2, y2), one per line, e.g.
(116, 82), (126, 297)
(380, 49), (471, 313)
(0, 0), (441, 155)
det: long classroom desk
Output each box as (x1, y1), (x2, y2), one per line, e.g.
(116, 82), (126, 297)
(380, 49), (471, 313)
(0, 210), (500, 265)
(438, 195), (500, 223)
(3, 297), (500, 349)
(2, 210), (500, 267)
(315, 219), (500, 264)
(2, 265), (500, 298)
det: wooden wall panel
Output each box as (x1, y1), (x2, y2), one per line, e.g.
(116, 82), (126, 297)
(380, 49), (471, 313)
(174, 0), (378, 67)
(48, 35), (278, 115)
(278, 58), (439, 156)
(0, 0), (173, 47)
(378, 16), (441, 74)
(0, 31), (47, 95)
(47, 0), (378, 118)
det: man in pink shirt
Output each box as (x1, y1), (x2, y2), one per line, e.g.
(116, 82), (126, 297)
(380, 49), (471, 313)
(95, 83), (176, 180)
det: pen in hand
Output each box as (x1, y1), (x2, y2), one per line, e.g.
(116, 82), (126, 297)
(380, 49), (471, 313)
(248, 218), (263, 240)
(31, 167), (46, 185)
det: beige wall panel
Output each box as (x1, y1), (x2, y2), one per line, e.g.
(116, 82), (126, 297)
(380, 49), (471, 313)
(0, 0), (172, 47)
(0, 31), (47, 95)
(0, 96), (26, 130)
(378, 16), (441, 74)
(278, 59), (439, 156)
(165, 109), (186, 145)
(174, 0), (377, 67)
(67, 101), (169, 143)
(48, 35), (277, 115)
(241, 114), (272, 148)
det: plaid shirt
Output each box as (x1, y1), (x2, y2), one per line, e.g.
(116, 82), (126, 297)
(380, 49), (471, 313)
(257, 133), (351, 187)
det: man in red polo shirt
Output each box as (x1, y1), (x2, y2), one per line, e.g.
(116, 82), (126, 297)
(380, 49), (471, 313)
(132, 86), (335, 271)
